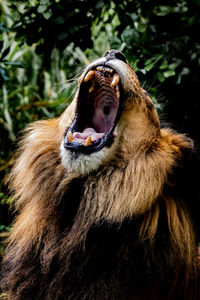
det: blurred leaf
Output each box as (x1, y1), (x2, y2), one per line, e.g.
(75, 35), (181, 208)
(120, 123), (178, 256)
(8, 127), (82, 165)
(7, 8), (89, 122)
(0, 225), (11, 232)
(95, 1), (104, 9)
(176, 67), (190, 84)
(145, 63), (154, 72)
(0, 67), (9, 81)
(0, 42), (4, 51)
(37, 5), (48, 13)
(130, 13), (138, 22)
(168, 61), (181, 70)
(1, 47), (10, 60)
(0, 24), (9, 32)
(145, 58), (153, 66)
(109, 36), (121, 49)
(163, 70), (176, 78)
(157, 4), (188, 16)
(157, 72), (165, 82)
(2, 86), (15, 141)
(44, 10), (53, 19)
(111, 15), (120, 27)
(121, 28), (139, 44)
(3, 61), (24, 67)
(159, 60), (168, 70)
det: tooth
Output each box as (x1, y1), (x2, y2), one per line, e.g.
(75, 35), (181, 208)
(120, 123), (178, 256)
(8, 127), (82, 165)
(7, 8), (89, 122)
(97, 66), (103, 72)
(116, 91), (120, 99)
(84, 70), (95, 82)
(85, 136), (91, 146)
(97, 66), (114, 73)
(89, 83), (95, 93)
(105, 68), (113, 73)
(111, 74), (120, 87)
(83, 136), (91, 146)
(68, 131), (74, 142)
(116, 85), (120, 99)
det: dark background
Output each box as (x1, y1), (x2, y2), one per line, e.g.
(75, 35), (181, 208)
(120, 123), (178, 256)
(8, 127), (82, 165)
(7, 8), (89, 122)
(0, 0), (200, 252)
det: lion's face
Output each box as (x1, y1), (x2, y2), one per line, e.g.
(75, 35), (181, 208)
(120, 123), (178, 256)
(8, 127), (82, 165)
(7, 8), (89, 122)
(60, 50), (160, 173)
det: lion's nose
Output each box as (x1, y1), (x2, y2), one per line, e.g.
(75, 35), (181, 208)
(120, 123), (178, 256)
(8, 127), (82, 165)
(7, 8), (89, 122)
(104, 50), (127, 63)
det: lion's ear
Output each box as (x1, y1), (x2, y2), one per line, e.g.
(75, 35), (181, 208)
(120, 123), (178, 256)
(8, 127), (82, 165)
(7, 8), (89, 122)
(179, 136), (194, 159)
(168, 132), (200, 238)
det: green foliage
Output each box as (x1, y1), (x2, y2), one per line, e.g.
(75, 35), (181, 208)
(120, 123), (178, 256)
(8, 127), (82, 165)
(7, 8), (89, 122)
(110, 1), (200, 83)
(9, 0), (102, 61)
(0, 0), (200, 239)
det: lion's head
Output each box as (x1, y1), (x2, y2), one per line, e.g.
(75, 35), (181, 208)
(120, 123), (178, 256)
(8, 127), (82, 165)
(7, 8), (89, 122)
(60, 50), (160, 173)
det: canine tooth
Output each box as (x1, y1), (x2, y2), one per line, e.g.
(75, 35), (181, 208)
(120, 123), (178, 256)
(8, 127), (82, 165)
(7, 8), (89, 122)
(68, 131), (74, 142)
(111, 74), (120, 87)
(89, 83), (95, 93)
(84, 70), (95, 82)
(83, 136), (91, 146)
(116, 90), (120, 99)
(116, 85), (120, 92)
(115, 85), (120, 99)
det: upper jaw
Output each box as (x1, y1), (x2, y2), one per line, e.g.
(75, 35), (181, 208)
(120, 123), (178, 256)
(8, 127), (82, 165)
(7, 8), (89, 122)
(80, 57), (128, 90)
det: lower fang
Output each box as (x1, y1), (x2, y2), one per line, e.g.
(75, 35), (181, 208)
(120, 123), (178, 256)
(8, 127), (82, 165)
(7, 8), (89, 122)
(89, 85), (95, 93)
(84, 70), (95, 82)
(83, 136), (91, 146)
(68, 131), (74, 142)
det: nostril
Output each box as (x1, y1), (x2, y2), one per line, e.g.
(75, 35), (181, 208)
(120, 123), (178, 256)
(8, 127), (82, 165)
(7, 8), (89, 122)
(105, 51), (110, 57)
(104, 50), (127, 63)
(114, 52), (127, 63)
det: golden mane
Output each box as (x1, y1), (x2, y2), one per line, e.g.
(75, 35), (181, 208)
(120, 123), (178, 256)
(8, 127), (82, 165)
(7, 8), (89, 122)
(1, 50), (199, 299)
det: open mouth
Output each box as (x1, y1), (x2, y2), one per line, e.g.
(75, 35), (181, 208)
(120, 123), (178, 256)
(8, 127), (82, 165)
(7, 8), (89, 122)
(64, 65), (124, 154)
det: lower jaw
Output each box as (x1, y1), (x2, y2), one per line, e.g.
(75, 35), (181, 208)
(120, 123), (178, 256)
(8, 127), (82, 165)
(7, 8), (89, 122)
(64, 127), (115, 155)
(60, 141), (109, 174)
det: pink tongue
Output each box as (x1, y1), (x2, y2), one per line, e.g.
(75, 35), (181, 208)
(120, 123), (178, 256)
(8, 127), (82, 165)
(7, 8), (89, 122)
(73, 128), (104, 142)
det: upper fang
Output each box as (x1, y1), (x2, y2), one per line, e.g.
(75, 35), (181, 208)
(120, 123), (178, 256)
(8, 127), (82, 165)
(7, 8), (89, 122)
(84, 70), (95, 82)
(111, 74), (120, 87)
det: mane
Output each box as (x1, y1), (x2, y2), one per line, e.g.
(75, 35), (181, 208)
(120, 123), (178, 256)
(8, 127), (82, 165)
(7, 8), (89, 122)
(4, 121), (196, 272)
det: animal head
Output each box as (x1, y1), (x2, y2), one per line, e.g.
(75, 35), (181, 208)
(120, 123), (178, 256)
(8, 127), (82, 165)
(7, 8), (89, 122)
(60, 50), (160, 174)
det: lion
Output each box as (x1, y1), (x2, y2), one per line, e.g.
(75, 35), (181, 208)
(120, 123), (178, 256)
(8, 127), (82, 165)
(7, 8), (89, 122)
(1, 50), (200, 299)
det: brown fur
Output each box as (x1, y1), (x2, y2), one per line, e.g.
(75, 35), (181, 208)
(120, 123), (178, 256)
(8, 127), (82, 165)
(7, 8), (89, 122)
(1, 55), (200, 299)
